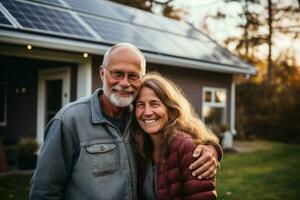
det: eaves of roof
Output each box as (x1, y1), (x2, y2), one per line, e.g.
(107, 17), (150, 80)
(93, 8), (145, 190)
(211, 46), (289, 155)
(0, 28), (256, 75)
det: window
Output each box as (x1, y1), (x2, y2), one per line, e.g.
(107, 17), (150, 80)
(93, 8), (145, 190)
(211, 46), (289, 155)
(0, 82), (7, 126)
(202, 87), (226, 127)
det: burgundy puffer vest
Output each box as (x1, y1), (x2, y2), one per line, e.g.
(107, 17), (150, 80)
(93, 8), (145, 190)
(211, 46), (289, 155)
(139, 133), (217, 200)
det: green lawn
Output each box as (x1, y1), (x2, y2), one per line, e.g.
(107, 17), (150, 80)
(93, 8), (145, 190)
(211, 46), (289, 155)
(217, 142), (300, 200)
(0, 172), (32, 199)
(0, 141), (299, 200)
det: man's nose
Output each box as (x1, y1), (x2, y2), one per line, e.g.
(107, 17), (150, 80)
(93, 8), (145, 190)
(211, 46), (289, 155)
(118, 74), (130, 87)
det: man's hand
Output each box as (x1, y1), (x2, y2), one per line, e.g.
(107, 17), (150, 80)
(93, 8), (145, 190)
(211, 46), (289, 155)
(189, 144), (219, 179)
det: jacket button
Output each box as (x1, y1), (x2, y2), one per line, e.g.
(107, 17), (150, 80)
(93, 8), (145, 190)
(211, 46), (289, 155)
(100, 145), (105, 151)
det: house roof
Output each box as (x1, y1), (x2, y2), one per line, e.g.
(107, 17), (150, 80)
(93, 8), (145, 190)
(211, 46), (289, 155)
(0, 0), (256, 74)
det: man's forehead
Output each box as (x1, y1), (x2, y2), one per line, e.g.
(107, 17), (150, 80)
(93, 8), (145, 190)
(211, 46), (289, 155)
(108, 46), (144, 68)
(110, 45), (141, 57)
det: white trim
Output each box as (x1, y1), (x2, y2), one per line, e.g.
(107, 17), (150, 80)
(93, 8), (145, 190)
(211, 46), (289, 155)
(0, 82), (7, 127)
(202, 87), (227, 124)
(230, 82), (236, 134)
(203, 87), (227, 106)
(36, 67), (71, 145)
(77, 58), (92, 98)
(0, 29), (108, 55)
(0, 43), (87, 63)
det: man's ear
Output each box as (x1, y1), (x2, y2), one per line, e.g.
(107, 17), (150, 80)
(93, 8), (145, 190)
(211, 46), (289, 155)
(99, 65), (104, 81)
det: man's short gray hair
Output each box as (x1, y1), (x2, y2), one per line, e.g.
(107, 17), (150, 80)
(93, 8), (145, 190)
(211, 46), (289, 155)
(102, 43), (146, 74)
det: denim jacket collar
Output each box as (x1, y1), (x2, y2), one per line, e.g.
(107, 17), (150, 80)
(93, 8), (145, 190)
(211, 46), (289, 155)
(90, 88), (106, 124)
(90, 88), (133, 124)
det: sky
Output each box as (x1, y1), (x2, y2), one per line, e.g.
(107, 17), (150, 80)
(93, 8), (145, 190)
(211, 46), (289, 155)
(168, 0), (300, 62)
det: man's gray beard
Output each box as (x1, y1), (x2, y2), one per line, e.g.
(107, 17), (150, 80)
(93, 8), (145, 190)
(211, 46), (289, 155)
(102, 76), (136, 107)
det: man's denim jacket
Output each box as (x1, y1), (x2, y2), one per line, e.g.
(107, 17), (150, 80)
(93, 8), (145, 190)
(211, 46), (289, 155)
(30, 89), (137, 200)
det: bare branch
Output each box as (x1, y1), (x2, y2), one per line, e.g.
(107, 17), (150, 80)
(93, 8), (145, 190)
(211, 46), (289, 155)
(153, 0), (173, 6)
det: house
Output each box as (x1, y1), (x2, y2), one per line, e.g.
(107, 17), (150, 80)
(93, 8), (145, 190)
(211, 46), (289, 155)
(0, 0), (255, 166)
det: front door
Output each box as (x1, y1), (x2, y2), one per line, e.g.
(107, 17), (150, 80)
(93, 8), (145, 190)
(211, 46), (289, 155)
(37, 68), (70, 145)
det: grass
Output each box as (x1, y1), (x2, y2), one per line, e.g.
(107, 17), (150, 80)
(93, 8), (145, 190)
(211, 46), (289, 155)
(217, 141), (300, 200)
(0, 172), (32, 199)
(0, 141), (299, 200)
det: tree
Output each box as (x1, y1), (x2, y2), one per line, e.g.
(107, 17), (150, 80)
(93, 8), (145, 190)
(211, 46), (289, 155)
(199, 0), (300, 142)
(235, 54), (300, 143)
(218, 0), (300, 84)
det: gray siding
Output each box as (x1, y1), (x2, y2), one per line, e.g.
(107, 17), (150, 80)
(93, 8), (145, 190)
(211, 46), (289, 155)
(0, 55), (77, 142)
(147, 64), (232, 124)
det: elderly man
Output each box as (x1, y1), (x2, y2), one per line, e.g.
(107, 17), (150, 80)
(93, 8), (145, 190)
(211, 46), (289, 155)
(30, 43), (222, 200)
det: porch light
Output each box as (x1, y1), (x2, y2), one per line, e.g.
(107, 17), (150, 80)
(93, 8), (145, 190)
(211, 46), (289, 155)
(27, 45), (32, 50)
(83, 53), (88, 58)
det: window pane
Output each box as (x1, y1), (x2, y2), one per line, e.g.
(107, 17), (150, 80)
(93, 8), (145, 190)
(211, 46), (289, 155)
(203, 105), (225, 125)
(215, 90), (226, 103)
(205, 91), (212, 102)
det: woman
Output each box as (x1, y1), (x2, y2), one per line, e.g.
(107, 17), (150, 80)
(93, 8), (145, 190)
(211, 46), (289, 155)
(132, 72), (219, 200)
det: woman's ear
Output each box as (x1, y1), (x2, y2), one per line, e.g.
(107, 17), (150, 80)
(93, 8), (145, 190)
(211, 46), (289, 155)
(168, 109), (178, 122)
(168, 111), (173, 119)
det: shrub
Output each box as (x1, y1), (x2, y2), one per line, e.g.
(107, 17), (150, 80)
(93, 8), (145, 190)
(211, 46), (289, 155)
(16, 137), (39, 157)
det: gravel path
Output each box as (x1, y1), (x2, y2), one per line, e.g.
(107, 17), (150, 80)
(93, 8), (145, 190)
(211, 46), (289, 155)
(233, 140), (274, 153)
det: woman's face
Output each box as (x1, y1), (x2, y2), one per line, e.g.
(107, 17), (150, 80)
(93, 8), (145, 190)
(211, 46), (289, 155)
(135, 87), (168, 135)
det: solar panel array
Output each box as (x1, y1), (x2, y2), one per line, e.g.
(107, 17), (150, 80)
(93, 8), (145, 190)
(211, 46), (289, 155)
(0, 0), (249, 69)
(0, 0), (94, 40)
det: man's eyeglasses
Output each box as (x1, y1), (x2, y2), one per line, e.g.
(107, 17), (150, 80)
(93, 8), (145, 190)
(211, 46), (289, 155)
(102, 66), (144, 83)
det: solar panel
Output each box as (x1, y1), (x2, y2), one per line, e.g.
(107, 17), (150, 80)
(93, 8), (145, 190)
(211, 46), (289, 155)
(103, 1), (163, 30)
(131, 10), (164, 30)
(211, 45), (243, 66)
(0, 9), (12, 26)
(150, 15), (184, 35)
(150, 14), (210, 42)
(101, 0), (135, 21)
(40, 0), (62, 6)
(184, 27), (212, 42)
(136, 26), (189, 57)
(1, 0), (94, 39)
(64, 0), (123, 21)
(65, 0), (166, 30)
(81, 15), (155, 51)
(169, 34), (242, 67)
(64, 0), (212, 44)
(24, 0), (63, 7)
(166, 34), (213, 60)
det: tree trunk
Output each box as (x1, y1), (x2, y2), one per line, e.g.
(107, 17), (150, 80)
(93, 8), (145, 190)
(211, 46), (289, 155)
(267, 0), (273, 84)
(245, 0), (249, 56)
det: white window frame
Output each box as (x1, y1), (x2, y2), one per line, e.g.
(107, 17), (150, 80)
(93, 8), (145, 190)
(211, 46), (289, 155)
(0, 81), (7, 126)
(202, 87), (227, 125)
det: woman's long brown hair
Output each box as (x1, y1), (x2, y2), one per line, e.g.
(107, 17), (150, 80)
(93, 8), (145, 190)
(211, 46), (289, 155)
(131, 72), (219, 165)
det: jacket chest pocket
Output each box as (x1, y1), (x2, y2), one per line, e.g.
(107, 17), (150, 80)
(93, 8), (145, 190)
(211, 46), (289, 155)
(86, 143), (117, 176)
